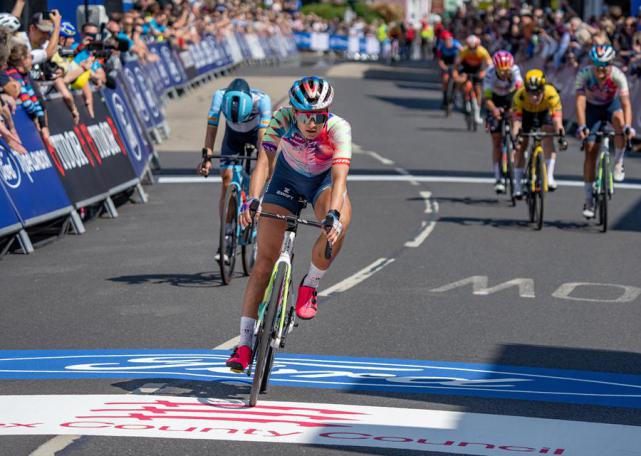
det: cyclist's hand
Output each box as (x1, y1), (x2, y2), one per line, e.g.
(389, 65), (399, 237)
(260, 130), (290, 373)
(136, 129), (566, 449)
(197, 159), (212, 177)
(624, 125), (636, 139)
(577, 125), (589, 141)
(240, 198), (260, 228)
(322, 210), (342, 245)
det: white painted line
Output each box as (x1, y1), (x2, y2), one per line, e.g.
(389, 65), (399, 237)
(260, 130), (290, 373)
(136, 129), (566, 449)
(319, 257), (395, 297)
(420, 191), (433, 213)
(29, 435), (81, 456)
(214, 335), (240, 350)
(366, 151), (394, 165)
(157, 174), (641, 190)
(9, 394), (641, 455)
(405, 220), (437, 248)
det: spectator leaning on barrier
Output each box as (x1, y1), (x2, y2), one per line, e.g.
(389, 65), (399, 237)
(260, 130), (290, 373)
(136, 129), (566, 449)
(0, 27), (26, 154)
(6, 40), (49, 144)
(17, 11), (61, 67)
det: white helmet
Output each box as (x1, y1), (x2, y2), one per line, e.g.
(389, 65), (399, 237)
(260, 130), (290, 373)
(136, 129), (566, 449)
(466, 34), (480, 48)
(0, 13), (20, 32)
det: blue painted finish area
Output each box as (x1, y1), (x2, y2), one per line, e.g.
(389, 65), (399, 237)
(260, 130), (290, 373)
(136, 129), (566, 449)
(2, 350), (641, 409)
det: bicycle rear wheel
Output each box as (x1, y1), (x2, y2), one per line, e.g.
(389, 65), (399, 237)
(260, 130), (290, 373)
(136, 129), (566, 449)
(534, 153), (545, 230)
(599, 156), (609, 233)
(249, 262), (286, 407)
(502, 136), (516, 206)
(219, 186), (238, 285)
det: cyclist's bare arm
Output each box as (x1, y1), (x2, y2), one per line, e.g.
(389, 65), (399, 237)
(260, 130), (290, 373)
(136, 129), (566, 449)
(198, 124), (218, 176)
(621, 95), (633, 127)
(326, 164), (349, 244)
(240, 133), (272, 227)
(576, 94), (587, 139)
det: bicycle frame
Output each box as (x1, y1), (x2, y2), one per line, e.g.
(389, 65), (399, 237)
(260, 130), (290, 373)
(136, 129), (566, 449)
(228, 163), (253, 245)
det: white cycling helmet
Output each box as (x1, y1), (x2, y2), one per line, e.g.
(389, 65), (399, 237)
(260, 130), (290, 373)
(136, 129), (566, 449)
(466, 34), (480, 48)
(0, 13), (20, 32)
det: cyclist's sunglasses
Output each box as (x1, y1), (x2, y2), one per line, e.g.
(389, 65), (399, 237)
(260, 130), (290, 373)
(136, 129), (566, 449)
(294, 110), (329, 125)
(525, 86), (544, 94)
(594, 63), (611, 69)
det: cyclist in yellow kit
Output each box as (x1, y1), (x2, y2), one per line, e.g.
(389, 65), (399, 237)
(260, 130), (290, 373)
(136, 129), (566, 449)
(511, 69), (567, 198)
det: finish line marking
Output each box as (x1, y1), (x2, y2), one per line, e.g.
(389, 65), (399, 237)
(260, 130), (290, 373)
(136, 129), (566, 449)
(2, 394), (641, 455)
(156, 175), (641, 190)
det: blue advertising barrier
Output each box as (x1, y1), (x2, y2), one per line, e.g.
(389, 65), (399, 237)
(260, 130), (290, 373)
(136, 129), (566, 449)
(235, 32), (253, 60)
(102, 82), (154, 179)
(155, 42), (186, 89)
(294, 31), (311, 50)
(123, 59), (164, 129)
(0, 108), (73, 226)
(0, 159), (24, 237)
(329, 34), (349, 52)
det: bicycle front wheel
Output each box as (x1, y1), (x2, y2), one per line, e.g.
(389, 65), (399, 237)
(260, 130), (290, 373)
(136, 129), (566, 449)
(219, 186), (238, 285)
(599, 156), (609, 233)
(241, 232), (258, 276)
(534, 153), (545, 230)
(249, 262), (286, 407)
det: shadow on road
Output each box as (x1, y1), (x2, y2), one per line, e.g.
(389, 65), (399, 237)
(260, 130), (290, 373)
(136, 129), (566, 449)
(108, 271), (228, 288)
(431, 196), (506, 207)
(371, 95), (441, 111)
(613, 197), (641, 232)
(436, 215), (591, 232)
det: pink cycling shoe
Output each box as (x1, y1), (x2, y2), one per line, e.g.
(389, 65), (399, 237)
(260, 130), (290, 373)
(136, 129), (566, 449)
(295, 277), (318, 320)
(225, 345), (252, 373)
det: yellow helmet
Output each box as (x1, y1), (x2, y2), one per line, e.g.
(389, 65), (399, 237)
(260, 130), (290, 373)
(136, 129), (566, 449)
(524, 69), (546, 93)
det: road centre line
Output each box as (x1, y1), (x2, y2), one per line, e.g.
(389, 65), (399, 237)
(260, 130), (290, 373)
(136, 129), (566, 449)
(157, 175), (641, 190)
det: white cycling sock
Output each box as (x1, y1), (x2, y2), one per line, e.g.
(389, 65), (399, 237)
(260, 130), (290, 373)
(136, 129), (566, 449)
(493, 163), (501, 180)
(615, 148), (625, 164)
(303, 262), (327, 289)
(514, 168), (524, 188)
(584, 182), (593, 204)
(546, 158), (556, 180)
(239, 316), (256, 347)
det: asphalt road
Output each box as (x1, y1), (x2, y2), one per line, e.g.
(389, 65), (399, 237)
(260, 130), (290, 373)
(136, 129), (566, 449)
(2, 58), (641, 456)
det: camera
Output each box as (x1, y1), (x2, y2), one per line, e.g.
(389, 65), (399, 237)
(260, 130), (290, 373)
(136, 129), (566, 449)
(85, 40), (118, 59)
(41, 60), (62, 80)
(58, 46), (76, 58)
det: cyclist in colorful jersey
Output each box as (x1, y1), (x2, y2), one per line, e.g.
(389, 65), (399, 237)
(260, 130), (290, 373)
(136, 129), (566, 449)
(198, 78), (271, 261)
(511, 69), (567, 198)
(436, 31), (461, 108)
(455, 34), (492, 124)
(576, 45), (635, 218)
(226, 76), (352, 372)
(483, 51), (523, 193)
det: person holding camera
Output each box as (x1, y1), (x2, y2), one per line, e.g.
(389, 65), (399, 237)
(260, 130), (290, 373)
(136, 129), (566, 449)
(17, 11), (61, 67)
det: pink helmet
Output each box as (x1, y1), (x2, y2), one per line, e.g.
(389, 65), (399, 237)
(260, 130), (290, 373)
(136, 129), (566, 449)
(492, 50), (514, 71)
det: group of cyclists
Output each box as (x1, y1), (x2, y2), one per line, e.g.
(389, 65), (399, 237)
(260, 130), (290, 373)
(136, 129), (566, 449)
(436, 33), (635, 218)
(193, 28), (635, 376)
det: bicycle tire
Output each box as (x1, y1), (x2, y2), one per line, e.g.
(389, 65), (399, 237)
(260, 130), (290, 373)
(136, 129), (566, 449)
(219, 186), (238, 285)
(600, 154), (609, 233)
(249, 262), (286, 406)
(241, 236), (258, 276)
(445, 78), (454, 117)
(535, 153), (545, 230)
(506, 144), (516, 206)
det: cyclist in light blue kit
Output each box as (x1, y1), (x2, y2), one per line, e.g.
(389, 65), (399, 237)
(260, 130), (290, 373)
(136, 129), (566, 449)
(198, 78), (271, 261)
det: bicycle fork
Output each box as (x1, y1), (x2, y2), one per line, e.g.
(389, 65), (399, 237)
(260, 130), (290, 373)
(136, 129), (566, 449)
(530, 148), (548, 193)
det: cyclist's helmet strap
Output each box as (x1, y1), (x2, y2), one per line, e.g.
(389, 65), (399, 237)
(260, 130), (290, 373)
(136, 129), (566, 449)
(590, 44), (615, 66)
(222, 78), (253, 123)
(289, 76), (334, 111)
(524, 69), (546, 92)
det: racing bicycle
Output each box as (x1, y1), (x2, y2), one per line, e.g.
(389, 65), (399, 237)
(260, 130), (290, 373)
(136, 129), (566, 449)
(497, 110), (516, 205)
(518, 130), (564, 230)
(581, 122), (631, 233)
(246, 197), (332, 407)
(203, 145), (258, 284)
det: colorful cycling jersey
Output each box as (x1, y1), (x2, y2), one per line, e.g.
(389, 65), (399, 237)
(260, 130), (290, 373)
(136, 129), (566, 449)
(207, 88), (271, 133)
(575, 65), (629, 105)
(483, 66), (523, 98)
(459, 45), (491, 69)
(512, 84), (562, 118)
(437, 40), (462, 63)
(262, 107), (352, 177)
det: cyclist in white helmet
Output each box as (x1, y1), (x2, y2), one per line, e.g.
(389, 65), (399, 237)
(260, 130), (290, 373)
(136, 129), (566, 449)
(225, 76), (353, 372)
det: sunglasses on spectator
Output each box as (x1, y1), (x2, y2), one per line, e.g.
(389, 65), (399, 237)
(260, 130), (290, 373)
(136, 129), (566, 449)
(84, 32), (98, 39)
(294, 110), (329, 125)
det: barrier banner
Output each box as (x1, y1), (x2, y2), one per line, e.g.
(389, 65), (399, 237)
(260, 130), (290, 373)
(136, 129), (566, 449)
(123, 59), (165, 128)
(234, 32), (253, 60)
(329, 35), (348, 52)
(0, 177), (21, 236)
(178, 49), (199, 81)
(45, 94), (136, 205)
(1, 107), (72, 225)
(225, 32), (244, 64)
(158, 42), (187, 88)
(294, 32), (311, 50)
(148, 44), (172, 92)
(144, 49), (168, 99)
(245, 33), (266, 60)
(102, 81), (154, 179)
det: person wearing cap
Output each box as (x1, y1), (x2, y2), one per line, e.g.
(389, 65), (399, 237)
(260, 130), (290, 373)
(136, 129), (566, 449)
(50, 22), (82, 125)
(17, 10), (61, 66)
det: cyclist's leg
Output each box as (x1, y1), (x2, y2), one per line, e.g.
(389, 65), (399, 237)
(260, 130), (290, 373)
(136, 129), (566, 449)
(609, 99), (626, 180)
(514, 113), (532, 196)
(541, 116), (556, 188)
(582, 105), (604, 214)
(219, 129), (239, 219)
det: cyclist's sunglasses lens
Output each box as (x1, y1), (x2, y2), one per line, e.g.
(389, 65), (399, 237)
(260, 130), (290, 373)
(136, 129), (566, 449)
(526, 87), (543, 94)
(295, 111), (328, 124)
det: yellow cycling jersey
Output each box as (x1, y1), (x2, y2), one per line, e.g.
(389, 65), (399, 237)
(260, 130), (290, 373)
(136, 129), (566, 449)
(512, 84), (562, 118)
(459, 45), (491, 68)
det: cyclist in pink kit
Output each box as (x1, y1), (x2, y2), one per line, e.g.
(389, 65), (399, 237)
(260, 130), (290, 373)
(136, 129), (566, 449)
(226, 76), (353, 372)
